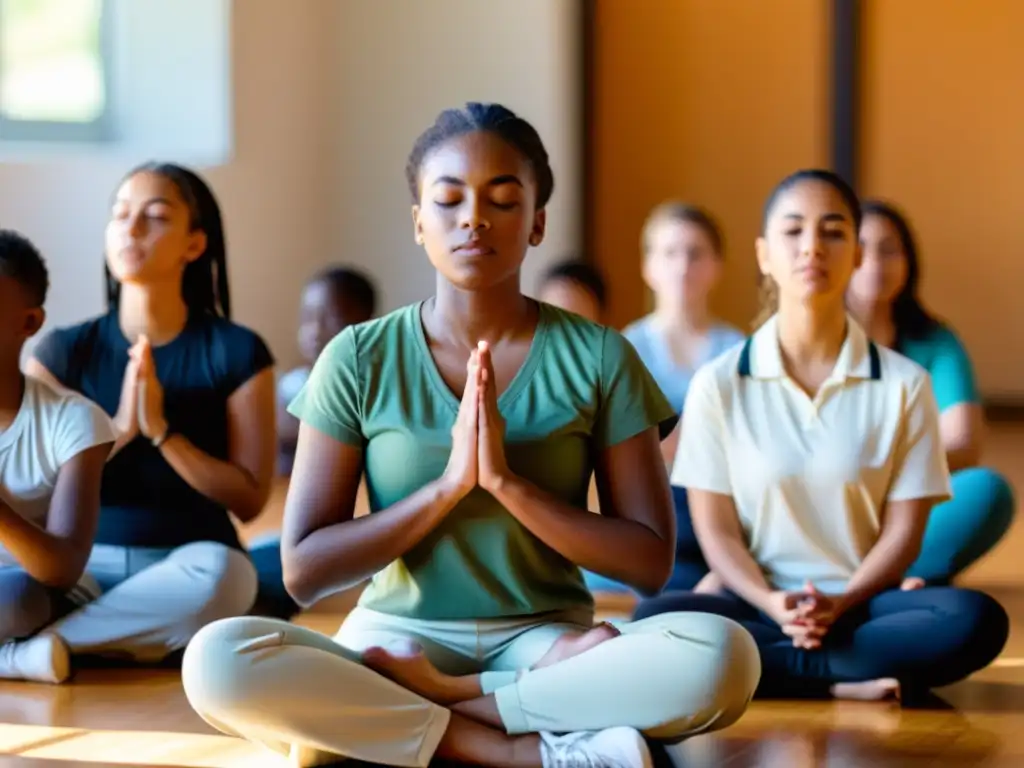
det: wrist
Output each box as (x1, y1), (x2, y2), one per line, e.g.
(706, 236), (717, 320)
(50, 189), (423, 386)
(150, 422), (172, 447)
(751, 587), (778, 616)
(483, 470), (519, 498)
(833, 593), (855, 615)
(435, 673), (483, 706)
(435, 475), (471, 506)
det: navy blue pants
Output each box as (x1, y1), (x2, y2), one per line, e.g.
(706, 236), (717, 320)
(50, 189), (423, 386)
(248, 535), (300, 620)
(634, 587), (1008, 698)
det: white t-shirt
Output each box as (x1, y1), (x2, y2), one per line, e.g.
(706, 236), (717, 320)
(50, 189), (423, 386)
(671, 314), (951, 594)
(0, 376), (116, 553)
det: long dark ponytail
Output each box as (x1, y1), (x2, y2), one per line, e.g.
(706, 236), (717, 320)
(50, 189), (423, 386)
(105, 162), (231, 319)
(861, 200), (939, 342)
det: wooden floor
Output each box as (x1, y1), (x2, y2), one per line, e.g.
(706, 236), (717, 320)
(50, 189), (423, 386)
(1, 425), (1023, 767)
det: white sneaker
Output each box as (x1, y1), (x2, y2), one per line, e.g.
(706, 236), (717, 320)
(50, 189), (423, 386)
(0, 633), (70, 684)
(540, 727), (653, 768)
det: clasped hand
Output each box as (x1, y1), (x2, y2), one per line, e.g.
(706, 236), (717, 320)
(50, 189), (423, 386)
(113, 335), (168, 443)
(444, 341), (510, 497)
(767, 581), (846, 650)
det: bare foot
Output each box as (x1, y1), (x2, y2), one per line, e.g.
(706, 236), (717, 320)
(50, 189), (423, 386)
(694, 571), (725, 594)
(831, 678), (901, 701)
(901, 577), (926, 591)
(362, 641), (451, 703)
(531, 623), (621, 670)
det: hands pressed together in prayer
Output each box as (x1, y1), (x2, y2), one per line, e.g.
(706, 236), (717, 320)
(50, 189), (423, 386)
(113, 336), (170, 445)
(443, 341), (511, 498)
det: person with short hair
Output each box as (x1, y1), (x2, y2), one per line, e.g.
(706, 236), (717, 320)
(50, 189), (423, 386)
(0, 230), (115, 683)
(538, 259), (606, 323)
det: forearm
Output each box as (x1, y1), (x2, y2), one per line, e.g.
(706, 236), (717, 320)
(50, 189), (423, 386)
(490, 475), (672, 594)
(286, 478), (464, 605)
(0, 501), (86, 589)
(840, 529), (921, 610)
(705, 537), (774, 612)
(158, 434), (267, 522)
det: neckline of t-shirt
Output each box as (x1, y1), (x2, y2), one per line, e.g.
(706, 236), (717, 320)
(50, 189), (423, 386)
(411, 299), (551, 415)
(647, 317), (732, 374)
(0, 376), (35, 452)
(105, 310), (206, 353)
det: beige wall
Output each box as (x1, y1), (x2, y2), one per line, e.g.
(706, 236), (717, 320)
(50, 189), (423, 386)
(4, 0), (582, 370)
(324, 0), (582, 315)
(861, 0), (1024, 398)
(592, 0), (829, 332)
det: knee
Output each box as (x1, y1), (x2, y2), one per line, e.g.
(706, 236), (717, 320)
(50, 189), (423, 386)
(182, 615), (289, 723)
(648, 614), (761, 736)
(0, 572), (53, 641)
(697, 616), (761, 730)
(170, 543), (259, 626)
(948, 589), (1010, 661)
(954, 468), (1016, 529)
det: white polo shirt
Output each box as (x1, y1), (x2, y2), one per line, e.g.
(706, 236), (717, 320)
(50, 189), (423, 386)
(672, 314), (951, 594)
(0, 376), (116, 567)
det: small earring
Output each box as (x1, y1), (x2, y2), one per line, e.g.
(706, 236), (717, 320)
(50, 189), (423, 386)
(529, 235), (539, 246)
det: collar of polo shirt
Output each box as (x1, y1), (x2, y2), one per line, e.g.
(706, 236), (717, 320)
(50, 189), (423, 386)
(738, 314), (881, 382)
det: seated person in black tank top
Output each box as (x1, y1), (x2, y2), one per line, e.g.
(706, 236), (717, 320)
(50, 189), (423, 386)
(25, 164), (276, 674)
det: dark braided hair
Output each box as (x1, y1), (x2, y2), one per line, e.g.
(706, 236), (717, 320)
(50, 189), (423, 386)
(405, 103), (555, 208)
(105, 162), (231, 319)
(861, 200), (940, 342)
(753, 169), (862, 329)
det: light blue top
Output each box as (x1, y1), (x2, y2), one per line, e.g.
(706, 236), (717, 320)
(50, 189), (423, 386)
(623, 315), (745, 414)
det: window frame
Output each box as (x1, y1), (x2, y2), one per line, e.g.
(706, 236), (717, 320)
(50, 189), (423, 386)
(0, 0), (114, 144)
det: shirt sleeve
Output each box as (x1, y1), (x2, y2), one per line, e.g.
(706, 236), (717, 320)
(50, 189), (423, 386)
(887, 376), (952, 503)
(287, 326), (363, 446)
(220, 326), (275, 397)
(31, 327), (81, 389)
(669, 366), (732, 494)
(928, 328), (979, 411)
(595, 327), (677, 448)
(52, 395), (118, 467)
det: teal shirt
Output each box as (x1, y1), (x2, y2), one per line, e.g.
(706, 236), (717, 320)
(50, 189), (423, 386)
(897, 325), (979, 412)
(289, 302), (675, 621)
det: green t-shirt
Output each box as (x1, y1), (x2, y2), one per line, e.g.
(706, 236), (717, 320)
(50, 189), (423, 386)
(289, 301), (675, 621)
(897, 324), (979, 412)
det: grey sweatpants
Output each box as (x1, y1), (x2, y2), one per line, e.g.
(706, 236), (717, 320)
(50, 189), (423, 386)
(0, 541), (257, 662)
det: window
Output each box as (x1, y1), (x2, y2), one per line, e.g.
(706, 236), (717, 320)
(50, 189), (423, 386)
(0, 0), (110, 142)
